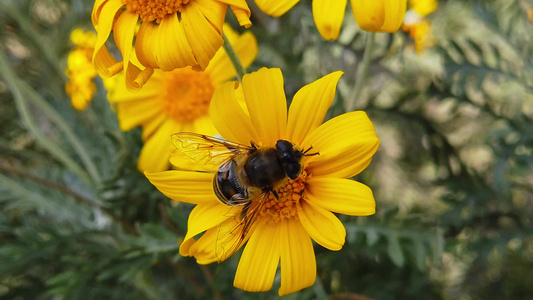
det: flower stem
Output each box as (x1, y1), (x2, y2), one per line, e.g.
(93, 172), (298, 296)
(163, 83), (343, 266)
(222, 33), (245, 81)
(347, 32), (376, 111)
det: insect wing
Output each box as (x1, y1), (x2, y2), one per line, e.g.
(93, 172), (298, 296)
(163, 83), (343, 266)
(214, 193), (269, 261)
(171, 132), (253, 166)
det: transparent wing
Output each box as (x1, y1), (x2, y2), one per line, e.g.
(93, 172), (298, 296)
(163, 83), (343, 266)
(214, 192), (270, 261)
(171, 132), (254, 166)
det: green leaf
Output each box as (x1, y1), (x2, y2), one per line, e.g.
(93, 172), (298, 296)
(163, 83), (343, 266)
(387, 234), (405, 267)
(466, 39), (484, 60)
(366, 227), (379, 247)
(414, 239), (427, 272)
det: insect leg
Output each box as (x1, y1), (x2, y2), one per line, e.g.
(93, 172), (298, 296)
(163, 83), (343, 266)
(239, 201), (253, 220)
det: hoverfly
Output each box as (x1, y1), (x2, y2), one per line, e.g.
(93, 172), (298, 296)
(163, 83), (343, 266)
(171, 132), (318, 260)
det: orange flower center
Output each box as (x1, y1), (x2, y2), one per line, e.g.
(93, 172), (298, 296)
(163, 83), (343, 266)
(260, 171), (307, 224)
(123, 0), (190, 23)
(161, 68), (214, 122)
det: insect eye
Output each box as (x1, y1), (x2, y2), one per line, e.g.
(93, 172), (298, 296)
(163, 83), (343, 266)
(293, 150), (302, 160)
(280, 151), (293, 162)
(276, 140), (292, 152)
(285, 163), (301, 180)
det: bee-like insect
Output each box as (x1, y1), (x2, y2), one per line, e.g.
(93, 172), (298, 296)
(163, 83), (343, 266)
(171, 132), (318, 259)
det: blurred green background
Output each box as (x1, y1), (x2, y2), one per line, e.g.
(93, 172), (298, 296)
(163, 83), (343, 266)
(0, 0), (532, 299)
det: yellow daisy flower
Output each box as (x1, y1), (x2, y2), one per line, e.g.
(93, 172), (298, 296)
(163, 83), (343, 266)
(146, 68), (380, 295)
(254, 0), (406, 40)
(405, 20), (433, 53)
(65, 29), (98, 110)
(106, 25), (257, 172)
(92, 0), (251, 91)
(402, 0), (438, 53)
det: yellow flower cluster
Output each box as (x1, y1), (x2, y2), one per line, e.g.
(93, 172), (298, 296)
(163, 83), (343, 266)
(85, 0), (439, 296)
(106, 24), (258, 172)
(65, 29), (97, 110)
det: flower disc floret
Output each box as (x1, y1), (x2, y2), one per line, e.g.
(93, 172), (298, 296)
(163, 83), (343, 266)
(162, 69), (214, 122)
(123, 0), (189, 23)
(261, 171), (307, 224)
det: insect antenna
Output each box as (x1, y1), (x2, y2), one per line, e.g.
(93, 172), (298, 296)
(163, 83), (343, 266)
(302, 146), (320, 156)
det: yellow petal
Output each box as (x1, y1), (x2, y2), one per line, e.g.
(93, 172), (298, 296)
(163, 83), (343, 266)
(116, 97), (163, 131)
(138, 119), (179, 172)
(230, 32), (257, 71)
(254, 0), (300, 17)
(136, 22), (160, 69)
(167, 116), (219, 172)
(108, 73), (161, 103)
(113, 11), (148, 90)
(156, 13), (198, 70)
(185, 213), (250, 263)
(286, 71), (343, 146)
(218, 0), (252, 27)
(167, 116), (220, 170)
(184, 227), (219, 264)
(210, 81), (260, 145)
(381, 0), (407, 32)
(181, 1), (225, 70)
(141, 113), (167, 141)
(185, 227), (220, 264)
(194, 0), (226, 31)
(302, 111), (379, 178)
(234, 220), (280, 292)
(312, 0), (347, 40)
(145, 170), (216, 204)
(306, 177), (375, 215)
(215, 214), (253, 261)
(206, 25), (257, 84)
(409, 0), (437, 17)
(112, 10), (136, 65)
(126, 65), (154, 91)
(169, 148), (219, 172)
(279, 218), (316, 296)
(91, 0), (109, 27)
(191, 115), (218, 136)
(351, 0), (385, 32)
(242, 68), (287, 146)
(93, 44), (123, 78)
(92, 0), (121, 38)
(180, 202), (240, 256)
(92, 0), (124, 77)
(351, 0), (406, 32)
(297, 200), (346, 250)
(179, 237), (197, 260)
